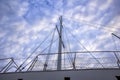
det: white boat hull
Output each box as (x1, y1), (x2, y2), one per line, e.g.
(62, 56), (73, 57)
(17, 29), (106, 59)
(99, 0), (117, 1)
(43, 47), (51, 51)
(0, 69), (120, 80)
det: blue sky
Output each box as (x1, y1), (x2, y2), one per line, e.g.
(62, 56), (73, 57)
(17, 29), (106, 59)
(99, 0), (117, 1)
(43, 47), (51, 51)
(0, 0), (120, 62)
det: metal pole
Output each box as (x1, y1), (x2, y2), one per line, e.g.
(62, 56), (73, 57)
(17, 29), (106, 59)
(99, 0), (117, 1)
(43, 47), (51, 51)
(27, 56), (38, 71)
(0, 59), (12, 73)
(73, 52), (76, 69)
(114, 52), (120, 68)
(57, 16), (63, 70)
(112, 33), (120, 40)
(112, 33), (120, 68)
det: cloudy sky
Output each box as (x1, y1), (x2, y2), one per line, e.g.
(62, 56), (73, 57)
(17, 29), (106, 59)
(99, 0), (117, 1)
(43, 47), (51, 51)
(0, 0), (120, 63)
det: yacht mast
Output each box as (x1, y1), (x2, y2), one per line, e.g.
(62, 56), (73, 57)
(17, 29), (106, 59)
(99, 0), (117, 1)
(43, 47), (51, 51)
(57, 16), (63, 70)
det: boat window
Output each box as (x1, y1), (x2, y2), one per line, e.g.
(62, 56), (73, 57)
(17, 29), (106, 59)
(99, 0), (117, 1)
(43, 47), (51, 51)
(18, 79), (23, 80)
(64, 77), (70, 80)
(116, 76), (120, 80)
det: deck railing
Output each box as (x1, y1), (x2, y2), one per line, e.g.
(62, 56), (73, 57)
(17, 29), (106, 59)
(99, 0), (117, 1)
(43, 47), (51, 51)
(0, 51), (120, 73)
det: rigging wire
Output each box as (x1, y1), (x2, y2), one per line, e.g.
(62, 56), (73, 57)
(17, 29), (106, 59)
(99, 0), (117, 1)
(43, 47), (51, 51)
(65, 27), (104, 68)
(62, 27), (66, 69)
(21, 37), (59, 71)
(63, 16), (120, 34)
(27, 56), (38, 71)
(3, 58), (19, 72)
(64, 28), (74, 69)
(112, 34), (118, 51)
(112, 33), (120, 57)
(64, 27), (71, 52)
(25, 38), (59, 71)
(43, 28), (56, 70)
(69, 18), (120, 61)
(112, 34), (120, 68)
(36, 38), (59, 57)
(16, 29), (55, 72)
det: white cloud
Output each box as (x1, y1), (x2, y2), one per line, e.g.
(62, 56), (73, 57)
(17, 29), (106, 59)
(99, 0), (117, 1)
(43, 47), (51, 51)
(0, 31), (6, 38)
(18, 2), (29, 16)
(18, 35), (30, 45)
(7, 0), (29, 17)
(107, 16), (120, 32)
(99, 0), (112, 10)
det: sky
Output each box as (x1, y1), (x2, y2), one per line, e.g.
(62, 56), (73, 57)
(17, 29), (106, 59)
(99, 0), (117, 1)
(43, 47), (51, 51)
(0, 0), (120, 70)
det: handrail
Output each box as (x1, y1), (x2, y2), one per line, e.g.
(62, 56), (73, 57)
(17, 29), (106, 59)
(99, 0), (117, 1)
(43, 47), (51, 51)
(0, 51), (120, 73)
